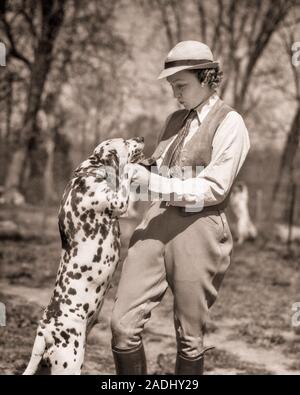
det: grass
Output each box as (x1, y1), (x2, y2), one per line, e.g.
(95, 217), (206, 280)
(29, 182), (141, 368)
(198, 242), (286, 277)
(1, 204), (300, 374)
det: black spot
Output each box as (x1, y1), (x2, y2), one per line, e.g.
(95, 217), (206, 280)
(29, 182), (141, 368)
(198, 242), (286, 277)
(83, 223), (92, 237)
(68, 288), (77, 295)
(88, 311), (95, 319)
(80, 212), (87, 222)
(67, 271), (82, 280)
(92, 246), (103, 263)
(61, 331), (70, 343)
(63, 362), (68, 369)
(88, 209), (96, 223)
(83, 303), (89, 313)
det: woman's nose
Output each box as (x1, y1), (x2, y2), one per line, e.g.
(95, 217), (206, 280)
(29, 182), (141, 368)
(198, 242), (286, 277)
(173, 88), (181, 100)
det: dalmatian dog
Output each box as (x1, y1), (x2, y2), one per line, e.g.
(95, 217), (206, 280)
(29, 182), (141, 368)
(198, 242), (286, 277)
(23, 137), (144, 375)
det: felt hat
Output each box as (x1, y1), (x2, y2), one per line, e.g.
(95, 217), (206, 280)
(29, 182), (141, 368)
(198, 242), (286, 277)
(158, 40), (219, 80)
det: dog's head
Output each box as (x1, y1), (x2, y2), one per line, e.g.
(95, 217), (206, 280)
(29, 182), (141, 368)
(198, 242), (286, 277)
(93, 137), (145, 168)
(74, 137), (145, 187)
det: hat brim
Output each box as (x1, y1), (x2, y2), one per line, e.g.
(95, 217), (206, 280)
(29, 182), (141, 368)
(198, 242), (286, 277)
(157, 61), (219, 80)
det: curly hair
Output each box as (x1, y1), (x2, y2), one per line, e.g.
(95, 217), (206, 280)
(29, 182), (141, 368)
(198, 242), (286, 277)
(191, 67), (223, 90)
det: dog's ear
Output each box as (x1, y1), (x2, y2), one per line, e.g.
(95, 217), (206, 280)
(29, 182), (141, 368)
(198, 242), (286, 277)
(108, 150), (121, 189)
(100, 149), (119, 169)
(74, 159), (107, 181)
(93, 146), (105, 159)
(74, 153), (101, 174)
(96, 149), (121, 190)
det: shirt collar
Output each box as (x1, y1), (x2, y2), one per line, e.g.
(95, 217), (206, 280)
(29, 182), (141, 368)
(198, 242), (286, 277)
(196, 93), (219, 123)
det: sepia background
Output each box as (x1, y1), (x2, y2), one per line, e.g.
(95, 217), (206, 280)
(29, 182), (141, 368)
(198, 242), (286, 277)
(0, 0), (300, 374)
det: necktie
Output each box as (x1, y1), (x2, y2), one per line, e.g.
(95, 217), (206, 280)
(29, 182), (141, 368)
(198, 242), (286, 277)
(161, 109), (197, 177)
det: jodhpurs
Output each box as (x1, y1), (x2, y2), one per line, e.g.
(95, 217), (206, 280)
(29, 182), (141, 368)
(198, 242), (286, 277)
(111, 201), (233, 358)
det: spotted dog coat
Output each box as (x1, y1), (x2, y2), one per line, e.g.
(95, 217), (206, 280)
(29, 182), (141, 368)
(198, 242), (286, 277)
(23, 137), (144, 375)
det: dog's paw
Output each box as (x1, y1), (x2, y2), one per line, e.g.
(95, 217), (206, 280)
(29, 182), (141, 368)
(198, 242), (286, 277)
(123, 163), (137, 180)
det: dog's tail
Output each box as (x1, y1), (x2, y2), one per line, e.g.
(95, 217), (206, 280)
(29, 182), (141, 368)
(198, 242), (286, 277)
(23, 333), (46, 375)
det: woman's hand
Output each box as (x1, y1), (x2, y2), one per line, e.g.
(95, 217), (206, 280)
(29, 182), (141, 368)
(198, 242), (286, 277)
(130, 164), (150, 186)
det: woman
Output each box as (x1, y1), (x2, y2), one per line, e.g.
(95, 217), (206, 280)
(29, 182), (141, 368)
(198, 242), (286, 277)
(110, 41), (250, 375)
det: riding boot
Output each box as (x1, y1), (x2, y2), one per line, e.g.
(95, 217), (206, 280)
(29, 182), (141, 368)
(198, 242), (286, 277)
(112, 343), (147, 375)
(175, 353), (204, 375)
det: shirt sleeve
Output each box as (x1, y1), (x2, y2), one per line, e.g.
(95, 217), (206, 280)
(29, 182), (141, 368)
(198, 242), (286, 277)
(148, 111), (250, 207)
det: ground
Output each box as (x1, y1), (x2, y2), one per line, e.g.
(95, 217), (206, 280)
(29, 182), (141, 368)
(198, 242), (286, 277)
(0, 204), (300, 375)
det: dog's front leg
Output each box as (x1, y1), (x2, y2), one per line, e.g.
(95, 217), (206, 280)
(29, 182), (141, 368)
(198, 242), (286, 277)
(107, 164), (136, 216)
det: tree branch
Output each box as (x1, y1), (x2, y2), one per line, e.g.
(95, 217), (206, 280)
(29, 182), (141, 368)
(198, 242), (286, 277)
(0, 13), (32, 69)
(197, 0), (207, 42)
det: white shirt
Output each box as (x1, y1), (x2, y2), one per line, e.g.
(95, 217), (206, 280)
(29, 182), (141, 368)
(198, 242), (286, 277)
(149, 94), (250, 208)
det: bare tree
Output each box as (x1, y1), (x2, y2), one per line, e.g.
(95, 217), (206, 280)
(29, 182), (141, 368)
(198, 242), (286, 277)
(63, 0), (130, 151)
(0, 0), (66, 203)
(271, 16), (300, 224)
(198, 0), (297, 112)
(149, 0), (296, 113)
(153, 0), (183, 48)
(25, 1), (78, 203)
(0, 0), (128, 202)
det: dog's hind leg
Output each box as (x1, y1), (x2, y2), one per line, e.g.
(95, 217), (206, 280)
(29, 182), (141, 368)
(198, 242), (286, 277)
(50, 336), (85, 375)
(23, 333), (46, 375)
(86, 298), (105, 336)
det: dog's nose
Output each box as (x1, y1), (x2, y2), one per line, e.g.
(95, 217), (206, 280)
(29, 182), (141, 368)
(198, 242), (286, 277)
(134, 137), (144, 143)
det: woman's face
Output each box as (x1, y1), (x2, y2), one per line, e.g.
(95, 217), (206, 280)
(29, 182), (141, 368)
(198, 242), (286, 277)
(167, 70), (210, 110)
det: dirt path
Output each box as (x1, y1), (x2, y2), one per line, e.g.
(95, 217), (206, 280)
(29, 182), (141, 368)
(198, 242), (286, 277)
(1, 280), (298, 375)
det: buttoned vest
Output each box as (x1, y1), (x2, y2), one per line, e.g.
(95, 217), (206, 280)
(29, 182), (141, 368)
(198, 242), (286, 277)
(141, 98), (234, 211)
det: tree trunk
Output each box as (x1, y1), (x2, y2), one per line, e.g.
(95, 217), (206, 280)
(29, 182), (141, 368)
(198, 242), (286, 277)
(272, 104), (300, 202)
(3, 0), (65, 203)
(269, 103), (300, 221)
(4, 147), (28, 191)
(44, 136), (58, 204)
